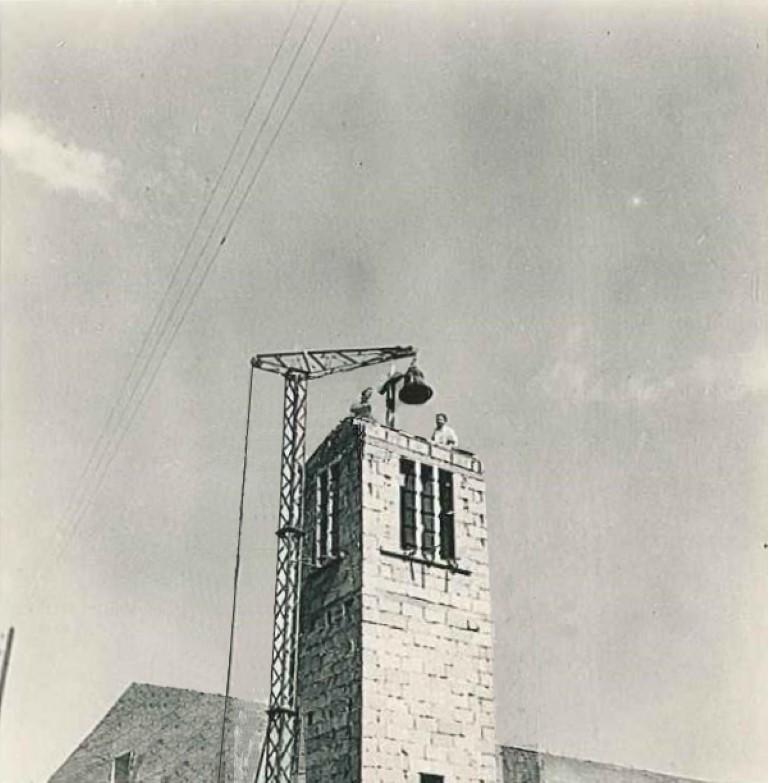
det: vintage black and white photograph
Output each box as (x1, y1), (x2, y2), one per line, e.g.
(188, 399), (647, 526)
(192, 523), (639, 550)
(0, 2), (766, 783)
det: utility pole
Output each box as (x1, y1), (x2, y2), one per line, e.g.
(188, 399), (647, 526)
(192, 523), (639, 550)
(0, 626), (14, 730)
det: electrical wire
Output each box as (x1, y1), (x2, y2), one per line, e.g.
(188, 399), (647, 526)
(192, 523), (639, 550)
(51, 4), (320, 550)
(43, 1), (339, 580)
(31, 4), (324, 598)
(26, 2), (337, 601)
(58, 2), (302, 532)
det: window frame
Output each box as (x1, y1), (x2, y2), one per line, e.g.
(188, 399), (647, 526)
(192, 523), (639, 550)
(420, 463), (436, 558)
(438, 468), (455, 562)
(399, 458), (456, 563)
(314, 459), (342, 565)
(399, 458), (418, 551)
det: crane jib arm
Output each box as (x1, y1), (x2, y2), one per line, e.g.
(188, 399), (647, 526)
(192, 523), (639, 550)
(251, 345), (416, 379)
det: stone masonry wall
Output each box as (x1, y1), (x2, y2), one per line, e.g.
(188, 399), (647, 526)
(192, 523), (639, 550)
(298, 420), (364, 783)
(359, 422), (497, 783)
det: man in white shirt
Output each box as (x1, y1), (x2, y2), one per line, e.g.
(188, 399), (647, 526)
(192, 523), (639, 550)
(431, 412), (458, 447)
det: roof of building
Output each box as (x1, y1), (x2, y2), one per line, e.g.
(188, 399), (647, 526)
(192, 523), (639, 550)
(48, 683), (266, 783)
(500, 746), (718, 783)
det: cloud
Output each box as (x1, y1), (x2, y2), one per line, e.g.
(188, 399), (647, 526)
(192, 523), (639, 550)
(533, 327), (768, 407)
(0, 112), (118, 200)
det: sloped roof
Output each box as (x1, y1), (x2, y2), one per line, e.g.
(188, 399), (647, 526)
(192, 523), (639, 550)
(500, 747), (717, 783)
(48, 683), (266, 783)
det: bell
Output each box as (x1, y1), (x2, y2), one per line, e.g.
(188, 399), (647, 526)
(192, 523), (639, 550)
(398, 363), (434, 405)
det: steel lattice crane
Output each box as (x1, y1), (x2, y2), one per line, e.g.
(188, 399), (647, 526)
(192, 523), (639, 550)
(251, 345), (421, 783)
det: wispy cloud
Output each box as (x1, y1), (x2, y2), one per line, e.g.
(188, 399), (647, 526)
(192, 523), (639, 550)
(0, 112), (118, 200)
(533, 326), (768, 407)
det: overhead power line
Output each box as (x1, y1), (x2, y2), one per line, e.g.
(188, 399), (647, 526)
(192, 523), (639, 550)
(49, 4), (323, 562)
(58, 1), (304, 533)
(55, 2), (321, 533)
(28, 1), (345, 602)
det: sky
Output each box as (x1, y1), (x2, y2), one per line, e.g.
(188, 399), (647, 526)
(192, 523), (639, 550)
(1, 1), (767, 782)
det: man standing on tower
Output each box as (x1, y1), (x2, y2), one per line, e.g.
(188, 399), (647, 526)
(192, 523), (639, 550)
(432, 412), (458, 447)
(350, 387), (375, 420)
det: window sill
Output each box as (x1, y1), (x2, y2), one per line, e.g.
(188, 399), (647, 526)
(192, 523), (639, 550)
(379, 547), (471, 575)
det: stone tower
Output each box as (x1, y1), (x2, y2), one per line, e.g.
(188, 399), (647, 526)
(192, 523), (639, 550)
(297, 417), (496, 783)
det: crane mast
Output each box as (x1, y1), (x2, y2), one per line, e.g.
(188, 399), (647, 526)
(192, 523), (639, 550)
(251, 345), (417, 783)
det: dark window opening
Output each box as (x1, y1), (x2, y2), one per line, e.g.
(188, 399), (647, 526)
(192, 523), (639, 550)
(112, 753), (131, 783)
(315, 462), (342, 564)
(420, 463), (436, 558)
(317, 470), (329, 562)
(420, 775), (444, 783)
(438, 469), (455, 561)
(305, 480), (317, 561)
(399, 458), (417, 550)
(329, 461), (341, 558)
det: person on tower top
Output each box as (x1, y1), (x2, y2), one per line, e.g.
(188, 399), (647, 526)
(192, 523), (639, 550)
(350, 387), (375, 421)
(431, 412), (458, 447)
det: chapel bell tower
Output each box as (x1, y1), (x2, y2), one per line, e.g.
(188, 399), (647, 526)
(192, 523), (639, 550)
(297, 416), (497, 783)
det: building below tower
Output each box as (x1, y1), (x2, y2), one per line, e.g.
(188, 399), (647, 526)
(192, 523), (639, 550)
(45, 684), (720, 783)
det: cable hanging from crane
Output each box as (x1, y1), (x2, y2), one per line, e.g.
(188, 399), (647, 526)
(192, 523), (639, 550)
(216, 363), (256, 783)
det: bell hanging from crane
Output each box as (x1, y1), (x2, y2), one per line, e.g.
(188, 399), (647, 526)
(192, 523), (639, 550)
(398, 362), (434, 405)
